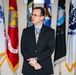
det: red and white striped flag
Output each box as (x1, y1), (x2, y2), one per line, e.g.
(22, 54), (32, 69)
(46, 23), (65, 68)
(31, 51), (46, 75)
(7, 0), (19, 71)
(0, 0), (7, 66)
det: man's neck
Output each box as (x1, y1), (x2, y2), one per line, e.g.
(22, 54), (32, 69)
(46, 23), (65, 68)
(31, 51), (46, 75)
(34, 21), (43, 26)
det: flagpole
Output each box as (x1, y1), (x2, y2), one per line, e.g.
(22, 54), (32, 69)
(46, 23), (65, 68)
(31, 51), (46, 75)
(14, 71), (17, 75)
(59, 62), (61, 75)
(0, 66), (1, 75)
(74, 66), (76, 75)
(0, 57), (1, 75)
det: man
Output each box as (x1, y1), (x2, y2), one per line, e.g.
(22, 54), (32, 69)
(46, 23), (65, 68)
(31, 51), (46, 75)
(21, 7), (55, 75)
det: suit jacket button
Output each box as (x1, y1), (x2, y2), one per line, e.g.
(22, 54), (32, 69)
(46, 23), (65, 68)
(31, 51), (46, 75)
(35, 50), (37, 52)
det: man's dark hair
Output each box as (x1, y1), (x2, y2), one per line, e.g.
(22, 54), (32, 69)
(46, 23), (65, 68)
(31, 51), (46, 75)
(33, 7), (45, 16)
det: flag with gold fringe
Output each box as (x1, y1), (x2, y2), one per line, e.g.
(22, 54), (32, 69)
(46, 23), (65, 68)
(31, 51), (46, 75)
(65, 0), (76, 72)
(0, 0), (7, 66)
(7, 0), (19, 71)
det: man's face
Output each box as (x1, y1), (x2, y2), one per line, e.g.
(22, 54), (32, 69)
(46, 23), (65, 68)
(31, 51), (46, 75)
(31, 9), (44, 26)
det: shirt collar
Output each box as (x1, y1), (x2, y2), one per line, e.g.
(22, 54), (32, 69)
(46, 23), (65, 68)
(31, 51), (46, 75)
(35, 24), (43, 30)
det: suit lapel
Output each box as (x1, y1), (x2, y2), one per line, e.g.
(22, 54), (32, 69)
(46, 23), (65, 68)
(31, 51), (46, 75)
(30, 25), (36, 45)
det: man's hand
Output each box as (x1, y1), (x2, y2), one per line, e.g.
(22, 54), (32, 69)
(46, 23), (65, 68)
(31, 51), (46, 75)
(27, 58), (37, 66)
(27, 58), (42, 70)
(33, 62), (42, 70)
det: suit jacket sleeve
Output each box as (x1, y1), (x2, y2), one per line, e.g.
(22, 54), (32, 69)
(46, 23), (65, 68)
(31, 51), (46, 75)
(21, 29), (31, 60)
(37, 29), (55, 62)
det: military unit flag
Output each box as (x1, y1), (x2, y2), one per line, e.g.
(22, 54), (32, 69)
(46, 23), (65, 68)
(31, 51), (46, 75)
(0, 0), (7, 66)
(54, 0), (66, 64)
(65, 0), (76, 72)
(44, 0), (52, 27)
(7, 0), (19, 71)
(27, 0), (34, 27)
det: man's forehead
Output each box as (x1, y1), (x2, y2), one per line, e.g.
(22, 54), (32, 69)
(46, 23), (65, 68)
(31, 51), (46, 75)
(33, 9), (41, 13)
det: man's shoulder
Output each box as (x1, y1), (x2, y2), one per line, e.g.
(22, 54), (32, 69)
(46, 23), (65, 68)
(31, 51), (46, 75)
(23, 25), (34, 31)
(43, 25), (55, 32)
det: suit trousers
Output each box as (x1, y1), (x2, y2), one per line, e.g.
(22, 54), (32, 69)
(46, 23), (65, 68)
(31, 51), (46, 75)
(23, 68), (50, 75)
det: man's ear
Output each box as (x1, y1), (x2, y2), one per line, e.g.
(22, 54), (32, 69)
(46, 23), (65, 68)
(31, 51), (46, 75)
(41, 16), (44, 21)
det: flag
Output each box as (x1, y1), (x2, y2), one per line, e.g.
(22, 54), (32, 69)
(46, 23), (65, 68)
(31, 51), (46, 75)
(54, 0), (66, 64)
(65, 0), (76, 72)
(7, 0), (19, 71)
(27, 0), (34, 27)
(44, 0), (52, 27)
(0, 0), (7, 66)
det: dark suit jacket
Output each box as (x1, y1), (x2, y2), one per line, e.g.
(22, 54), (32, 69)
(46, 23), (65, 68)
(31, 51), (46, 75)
(21, 25), (55, 75)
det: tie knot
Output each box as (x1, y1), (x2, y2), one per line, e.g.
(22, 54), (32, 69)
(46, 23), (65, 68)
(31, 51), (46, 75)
(35, 28), (40, 33)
